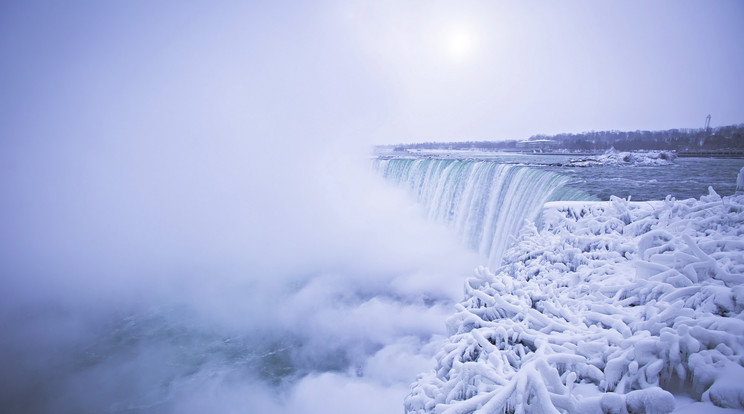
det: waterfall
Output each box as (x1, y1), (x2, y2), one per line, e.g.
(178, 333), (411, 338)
(375, 158), (592, 268)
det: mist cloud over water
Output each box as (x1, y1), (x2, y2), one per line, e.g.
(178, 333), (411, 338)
(0, 2), (481, 412)
(1, 132), (478, 412)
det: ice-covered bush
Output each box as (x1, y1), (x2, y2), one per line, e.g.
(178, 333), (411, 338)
(406, 189), (744, 413)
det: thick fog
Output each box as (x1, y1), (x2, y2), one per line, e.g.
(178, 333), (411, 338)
(1, 133), (479, 412)
(0, 2), (484, 413)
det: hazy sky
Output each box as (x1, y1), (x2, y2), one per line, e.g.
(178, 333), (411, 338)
(1, 1), (743, 146)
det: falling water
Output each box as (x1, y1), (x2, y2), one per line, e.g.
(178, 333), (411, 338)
(375, 158), (593, 267)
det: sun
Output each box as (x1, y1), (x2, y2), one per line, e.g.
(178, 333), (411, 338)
(443, 27), (476, 63)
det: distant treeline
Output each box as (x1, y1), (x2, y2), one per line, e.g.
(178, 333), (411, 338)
(390, 124), (744, 152)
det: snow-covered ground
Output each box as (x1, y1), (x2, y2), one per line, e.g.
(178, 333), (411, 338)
(406, 188), (744, 413)
(565, 149), (677, 167)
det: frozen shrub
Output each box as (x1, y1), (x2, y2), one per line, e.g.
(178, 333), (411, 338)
(406, 191), (744, 413)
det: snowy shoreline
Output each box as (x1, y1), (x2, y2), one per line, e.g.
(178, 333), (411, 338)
(562, 149), (677, 167)
(406, 188), (744, 413)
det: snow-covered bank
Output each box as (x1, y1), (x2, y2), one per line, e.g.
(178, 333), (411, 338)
(406, 189), (744, 413)
(565, 149), (677, 167)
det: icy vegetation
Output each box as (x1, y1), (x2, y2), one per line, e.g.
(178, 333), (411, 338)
(406, 189), (744, 413)
(565, 149), (677, 167)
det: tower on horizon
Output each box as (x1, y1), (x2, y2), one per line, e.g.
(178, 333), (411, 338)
(701, 114), (712, 146)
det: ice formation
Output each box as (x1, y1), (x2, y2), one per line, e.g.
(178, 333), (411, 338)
(406, 189), (744, 413)
(565, 149), (677, 167)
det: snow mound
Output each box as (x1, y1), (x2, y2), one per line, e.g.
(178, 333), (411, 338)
(406, 189), (744, 413)
(566, 149), (677, 167)
(737, 167), (744, 193)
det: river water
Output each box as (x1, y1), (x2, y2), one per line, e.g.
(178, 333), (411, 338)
(539, 156), (743, 201)
(379, 151), (743, 200)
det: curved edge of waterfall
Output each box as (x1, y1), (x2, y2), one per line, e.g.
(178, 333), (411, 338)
(374, 158), (595, 268)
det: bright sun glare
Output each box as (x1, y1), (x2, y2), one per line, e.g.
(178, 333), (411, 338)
(444, 28), (475, 62)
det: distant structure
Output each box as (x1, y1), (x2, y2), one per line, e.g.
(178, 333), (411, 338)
(701, 114), (712, 146)
(516, 139), (558, 151)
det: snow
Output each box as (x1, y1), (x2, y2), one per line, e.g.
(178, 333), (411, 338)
(565, 149), (677, 167)
(674, 394), (744, 414)
(406, 189), (744, 413)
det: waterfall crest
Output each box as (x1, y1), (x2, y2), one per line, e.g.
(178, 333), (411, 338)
(375, 158), (593, 267)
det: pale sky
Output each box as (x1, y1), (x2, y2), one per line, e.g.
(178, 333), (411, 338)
(1, 0), (743, 147)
